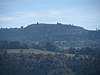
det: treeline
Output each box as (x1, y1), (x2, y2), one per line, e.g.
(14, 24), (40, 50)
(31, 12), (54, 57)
(0, 48), (100, 75)
(0, 40), (42, 49)
(0, 40), (100, 55)
(0, 40), (59, 52)
(65, 47), (100, 56)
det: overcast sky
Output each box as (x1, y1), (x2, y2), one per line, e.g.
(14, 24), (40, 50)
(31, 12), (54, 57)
(0, 0), (100, 30)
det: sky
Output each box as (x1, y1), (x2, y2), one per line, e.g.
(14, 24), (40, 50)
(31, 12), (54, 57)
(0, 0), (100, 30)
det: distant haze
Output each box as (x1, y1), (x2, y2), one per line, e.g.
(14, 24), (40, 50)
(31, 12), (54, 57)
(0, 0), (100, 30)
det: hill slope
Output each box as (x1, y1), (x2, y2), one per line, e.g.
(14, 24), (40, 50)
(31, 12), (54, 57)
(0, 23), (100, 47)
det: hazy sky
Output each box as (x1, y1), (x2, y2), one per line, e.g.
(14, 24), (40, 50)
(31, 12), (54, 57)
(0, 0), (100, 30)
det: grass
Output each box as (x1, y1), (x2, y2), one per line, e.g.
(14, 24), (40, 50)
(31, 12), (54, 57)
(7, 49), (55, 54)
(7, 49), (75, 57)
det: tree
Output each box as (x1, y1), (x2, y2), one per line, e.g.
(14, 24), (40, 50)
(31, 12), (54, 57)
(44, 42), (57, 51)
(67, 47), (76, 54)
(30, 43), (41, 49)
(21, 43), (29, 49)
(0, 40), (8, 49)
(8, 41), (21, 49)
(21, 26), (24, 29)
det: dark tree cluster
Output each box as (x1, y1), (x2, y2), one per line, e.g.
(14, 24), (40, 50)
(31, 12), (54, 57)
(67, 47), (100, 56)
(67, 51), (100, 75)
(0, 40), (28, 49)
(0, 40), (58, 52)
(44, 42), (58, 52)
(0, 40), (43, 50)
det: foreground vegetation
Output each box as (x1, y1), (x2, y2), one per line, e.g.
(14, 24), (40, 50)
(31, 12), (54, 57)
(0, 48), (100, 75)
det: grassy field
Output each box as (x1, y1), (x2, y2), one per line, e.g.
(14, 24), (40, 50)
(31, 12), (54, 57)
(7, 49), (75, 57)
(7, 49), (55, 54)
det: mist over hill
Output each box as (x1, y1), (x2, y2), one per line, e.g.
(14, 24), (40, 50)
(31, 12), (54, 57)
(0, 23), (100, 48)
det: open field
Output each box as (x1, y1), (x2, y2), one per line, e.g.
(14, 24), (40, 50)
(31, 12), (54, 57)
(6, 49), (75, 57)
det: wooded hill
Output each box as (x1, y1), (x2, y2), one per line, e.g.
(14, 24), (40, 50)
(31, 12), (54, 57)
(0, 23), (100, 48)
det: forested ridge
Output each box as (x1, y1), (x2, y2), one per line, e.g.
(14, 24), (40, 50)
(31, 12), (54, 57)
(0, 23), (100, 75)
(0, 23), (100, 48)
